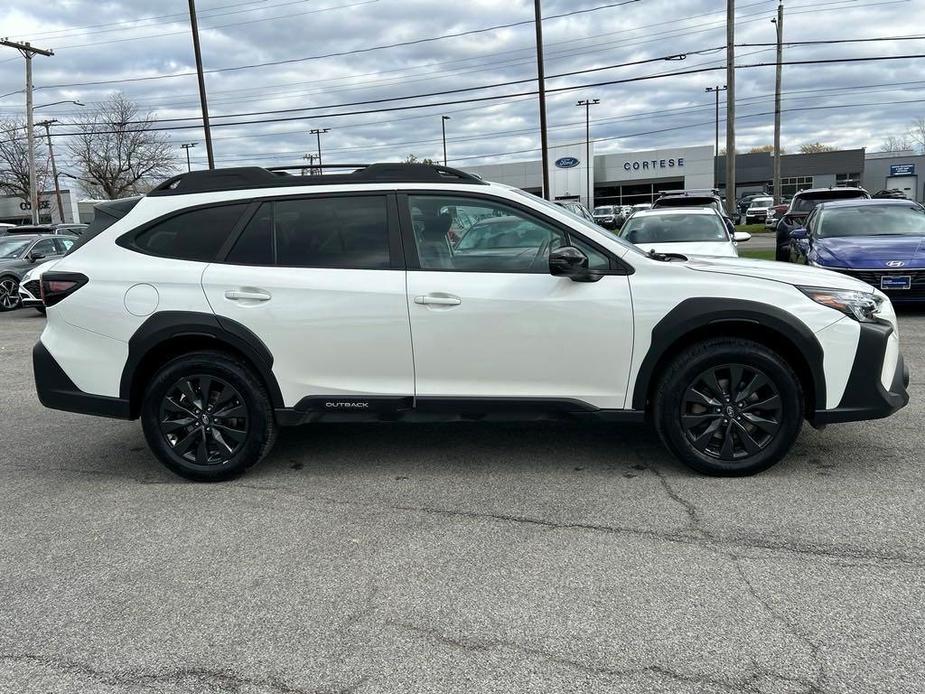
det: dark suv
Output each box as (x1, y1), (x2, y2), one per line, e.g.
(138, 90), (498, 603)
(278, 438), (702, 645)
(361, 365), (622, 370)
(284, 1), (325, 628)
(653, 190), (738, 226)
(775, 187), (870, 261)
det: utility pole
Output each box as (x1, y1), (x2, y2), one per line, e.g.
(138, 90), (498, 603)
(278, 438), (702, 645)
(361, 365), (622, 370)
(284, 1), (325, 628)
(441, 115), (451, 166)
(180, 142), (198, 172)
(772, 3), (784, 203)
(724, 0), (736, 216)
(186, 0), (215, 169)
(577, 99), (599, 210)
(35, 120), (65, 223)
(301, 152), (317, 176)
(0, 39), (54, 224)
(310, 128), (330, 172)
(533, 0), (551, 199)
(705, 85), (726, 187)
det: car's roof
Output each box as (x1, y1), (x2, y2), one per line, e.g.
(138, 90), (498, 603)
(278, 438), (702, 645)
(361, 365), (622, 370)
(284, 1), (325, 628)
(816, 198), (921, 210)
(793, 187), (867, 197)
(629, 207), (719, 218)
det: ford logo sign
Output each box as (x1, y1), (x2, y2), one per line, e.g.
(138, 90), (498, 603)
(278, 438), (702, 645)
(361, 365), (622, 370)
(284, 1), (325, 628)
(555, 157), (580, 168)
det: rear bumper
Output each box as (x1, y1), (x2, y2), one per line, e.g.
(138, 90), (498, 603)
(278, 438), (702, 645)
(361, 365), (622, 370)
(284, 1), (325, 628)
(812, 321), (909, 425)
(33, 341), (132, 419)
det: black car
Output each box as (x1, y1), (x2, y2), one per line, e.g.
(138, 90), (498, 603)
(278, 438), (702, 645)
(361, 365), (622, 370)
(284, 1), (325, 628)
(653, 190), (738, 227)
(775, 187), (870, 261)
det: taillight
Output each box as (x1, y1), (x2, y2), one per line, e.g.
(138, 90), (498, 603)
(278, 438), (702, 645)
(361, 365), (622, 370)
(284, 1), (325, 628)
(40, 272), (88, 307)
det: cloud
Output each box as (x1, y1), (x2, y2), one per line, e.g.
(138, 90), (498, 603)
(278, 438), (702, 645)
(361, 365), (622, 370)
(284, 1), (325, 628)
(1, 0), (922, 174)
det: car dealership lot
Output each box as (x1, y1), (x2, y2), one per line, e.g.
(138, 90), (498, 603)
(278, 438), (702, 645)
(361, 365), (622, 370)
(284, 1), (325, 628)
(1, 309), (924, 693)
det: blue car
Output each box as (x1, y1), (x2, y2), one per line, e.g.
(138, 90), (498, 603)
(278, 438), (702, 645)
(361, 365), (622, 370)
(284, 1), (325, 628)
(788, 198), (925, 303)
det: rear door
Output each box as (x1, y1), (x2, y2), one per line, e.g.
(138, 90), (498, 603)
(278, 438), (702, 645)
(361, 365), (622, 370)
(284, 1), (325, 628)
(201, 193), (414, 409)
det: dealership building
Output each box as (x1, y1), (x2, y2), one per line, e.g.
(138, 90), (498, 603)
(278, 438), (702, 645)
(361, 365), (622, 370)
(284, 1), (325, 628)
(463, 144), (925, 208)
(0, 188), (82, 225)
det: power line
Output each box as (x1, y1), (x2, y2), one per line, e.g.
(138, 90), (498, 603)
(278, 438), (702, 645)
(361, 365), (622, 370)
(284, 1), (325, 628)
(35, 0), (642, 89)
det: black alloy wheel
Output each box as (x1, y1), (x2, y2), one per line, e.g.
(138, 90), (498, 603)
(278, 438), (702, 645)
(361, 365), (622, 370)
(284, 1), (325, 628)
(0, 277), (20, 311)
(681, 364), (782, 461)
(159, 375), (249, 466)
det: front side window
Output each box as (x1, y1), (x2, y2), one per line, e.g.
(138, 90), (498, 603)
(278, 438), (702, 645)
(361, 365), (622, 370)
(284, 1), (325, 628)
(621, 213), (728, 244)
(133, 203), (248, 261)
(30, 239), (58, 257)
(225, 196), (391, 269)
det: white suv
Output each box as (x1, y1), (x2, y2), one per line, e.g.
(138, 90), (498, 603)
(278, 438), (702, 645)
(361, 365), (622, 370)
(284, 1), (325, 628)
(33, 164), (909, 481)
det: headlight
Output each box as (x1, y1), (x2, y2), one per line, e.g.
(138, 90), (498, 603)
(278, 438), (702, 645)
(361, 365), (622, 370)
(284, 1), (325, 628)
(798, 286), (883, 322)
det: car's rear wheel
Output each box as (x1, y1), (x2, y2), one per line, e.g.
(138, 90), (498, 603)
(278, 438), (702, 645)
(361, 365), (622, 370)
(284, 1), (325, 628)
(0, 277), (21, 311)
(141, 351), (277, 482)
(654, 338), (803, 476)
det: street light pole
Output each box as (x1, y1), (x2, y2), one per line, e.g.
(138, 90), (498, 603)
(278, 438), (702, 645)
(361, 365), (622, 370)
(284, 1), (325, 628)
(577, 99), (599, 210)
(772, 3), (784, 203)
(310, 128), (330, 172)
(1, 39), (54, 224)
(724, 0), (737, 216)
(441, 115), (451, 166)
(533, 0), (551, 200)
(187, 0), (215, 169)
(705, 85), (726, 187)
(35, 120), (65, 223)
(180, 143), (198, 172)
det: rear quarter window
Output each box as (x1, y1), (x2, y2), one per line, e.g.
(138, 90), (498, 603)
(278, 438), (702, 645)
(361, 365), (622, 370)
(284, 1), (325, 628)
(129, 203), (249, 262)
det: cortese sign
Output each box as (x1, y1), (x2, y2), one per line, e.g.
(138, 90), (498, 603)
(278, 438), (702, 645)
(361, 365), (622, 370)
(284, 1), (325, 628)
(555, 156), (580, 168)
(624, 157), (684, 172)
(890, 163), (916, 176)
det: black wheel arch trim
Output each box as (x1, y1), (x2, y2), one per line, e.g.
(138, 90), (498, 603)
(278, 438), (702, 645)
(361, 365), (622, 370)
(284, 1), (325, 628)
(121, 311), (284, 415)
(632, 298), (826, 412)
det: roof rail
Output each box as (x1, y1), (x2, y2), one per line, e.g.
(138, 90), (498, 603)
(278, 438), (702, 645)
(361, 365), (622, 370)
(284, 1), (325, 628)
(148, 162), (487, 196)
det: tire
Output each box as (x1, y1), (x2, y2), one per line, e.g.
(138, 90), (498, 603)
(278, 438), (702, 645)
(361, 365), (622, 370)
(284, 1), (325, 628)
(653, 338), (803, 476)
(141, 350), (277, 482)
(0, 276), (21, 312)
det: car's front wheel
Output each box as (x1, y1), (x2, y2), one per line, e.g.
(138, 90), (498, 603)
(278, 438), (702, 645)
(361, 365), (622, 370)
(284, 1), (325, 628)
(141, 351), (277, 481)
(0, 276), (21, 312)
(654, 338), (803, 476)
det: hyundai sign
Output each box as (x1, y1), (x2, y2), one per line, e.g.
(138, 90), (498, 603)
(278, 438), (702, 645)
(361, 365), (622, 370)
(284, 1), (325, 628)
(555, 157), (580, 168)
(890, 163), (916, 176)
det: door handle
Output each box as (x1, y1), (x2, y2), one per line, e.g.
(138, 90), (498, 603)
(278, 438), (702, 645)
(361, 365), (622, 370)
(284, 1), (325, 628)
(414, 294), (461, 306)
(224, 289), (271, 302)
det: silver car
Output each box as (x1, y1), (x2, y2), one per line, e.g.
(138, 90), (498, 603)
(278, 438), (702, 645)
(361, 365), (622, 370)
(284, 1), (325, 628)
(0, 235), (75, 311)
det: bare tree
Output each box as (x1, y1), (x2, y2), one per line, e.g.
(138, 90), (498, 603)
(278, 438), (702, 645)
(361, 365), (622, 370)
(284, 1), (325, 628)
(879, 135), (914, 153)
(67, 93), (178, 199)
(403, 154), (437, 164)
(799, 142), (837, 154)
(0, 119), (49, 205)
(748, 144), (785, 154)
(909, 118), (925, 154)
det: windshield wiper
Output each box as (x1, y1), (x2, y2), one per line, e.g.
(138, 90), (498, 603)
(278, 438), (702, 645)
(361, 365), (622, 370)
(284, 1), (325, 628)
(646, 248), (688, 262)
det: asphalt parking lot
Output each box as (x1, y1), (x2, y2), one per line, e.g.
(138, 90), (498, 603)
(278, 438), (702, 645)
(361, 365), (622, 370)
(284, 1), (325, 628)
(1, 308), (923, 694)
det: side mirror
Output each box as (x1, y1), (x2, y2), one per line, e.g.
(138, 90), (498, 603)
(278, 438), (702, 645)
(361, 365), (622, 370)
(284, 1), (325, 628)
(28, 252), (46, 263)
(549, 245), (596, 282)
(733, 231), (751, 243)
(789, 227), (808, 240)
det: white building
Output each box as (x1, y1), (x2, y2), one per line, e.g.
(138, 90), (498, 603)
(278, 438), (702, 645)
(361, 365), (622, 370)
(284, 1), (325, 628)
(0, 188), (81, 224)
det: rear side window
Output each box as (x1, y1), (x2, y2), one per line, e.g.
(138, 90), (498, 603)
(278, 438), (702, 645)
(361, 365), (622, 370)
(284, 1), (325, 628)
(225, 196), (390, 269)
(133, 204), (248, 261)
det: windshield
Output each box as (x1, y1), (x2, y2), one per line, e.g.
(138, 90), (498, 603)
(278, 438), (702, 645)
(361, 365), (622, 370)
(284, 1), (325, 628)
(818, 205), (925, 238)
(508, 187), (645, 256)
(621, 213), (728, 244)
(0, 239), (30, 259)
(593, 206), (614, 215)
(792, 191), (867, 214)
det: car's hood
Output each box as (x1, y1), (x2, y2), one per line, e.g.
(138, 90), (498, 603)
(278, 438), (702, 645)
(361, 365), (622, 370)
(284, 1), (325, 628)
(684, 256), (871, 292)
(815, 235), (925, 268)
(635, 241), (738, 258)
(0, 258), (22, 267)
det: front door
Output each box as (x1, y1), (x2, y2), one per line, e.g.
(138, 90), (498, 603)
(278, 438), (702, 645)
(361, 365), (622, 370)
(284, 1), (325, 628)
(401, 192), (634, 410)
(202, 194), (413, 408)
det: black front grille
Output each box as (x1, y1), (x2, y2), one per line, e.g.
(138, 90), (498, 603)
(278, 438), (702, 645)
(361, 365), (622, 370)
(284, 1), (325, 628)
(833, 268), (925, 297)
(22, 280), (40, 298)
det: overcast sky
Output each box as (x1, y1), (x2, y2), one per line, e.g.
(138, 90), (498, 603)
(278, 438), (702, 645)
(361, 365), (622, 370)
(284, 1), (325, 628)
(1, 0), (923, 173)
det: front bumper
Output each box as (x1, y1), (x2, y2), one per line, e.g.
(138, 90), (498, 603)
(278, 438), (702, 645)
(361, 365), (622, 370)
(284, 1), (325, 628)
(33, 341), (132, 419)
(812, 321), (909, 425)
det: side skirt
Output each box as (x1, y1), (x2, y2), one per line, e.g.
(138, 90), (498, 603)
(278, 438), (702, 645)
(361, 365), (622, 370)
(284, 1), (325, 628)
(274, 396), (646, 426)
